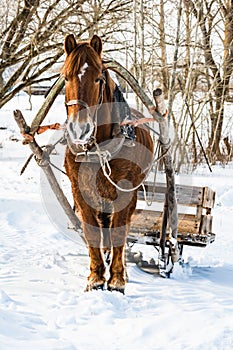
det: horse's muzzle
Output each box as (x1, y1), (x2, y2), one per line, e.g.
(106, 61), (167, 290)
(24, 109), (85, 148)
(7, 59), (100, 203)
(67, 117), (95, 145)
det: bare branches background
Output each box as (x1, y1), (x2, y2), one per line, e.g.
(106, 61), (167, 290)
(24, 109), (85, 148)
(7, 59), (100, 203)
(0, 0), (232, 166)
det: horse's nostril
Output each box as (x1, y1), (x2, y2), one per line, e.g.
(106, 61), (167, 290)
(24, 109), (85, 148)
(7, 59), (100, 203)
(68, 122), (77, 140)
(69, 122), (74, 133)
(85, 122), (90, 134)
(80, 123), (90, 140)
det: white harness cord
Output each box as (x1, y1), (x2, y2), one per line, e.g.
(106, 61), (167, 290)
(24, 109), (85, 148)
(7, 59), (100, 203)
(93, 139), (168, 198)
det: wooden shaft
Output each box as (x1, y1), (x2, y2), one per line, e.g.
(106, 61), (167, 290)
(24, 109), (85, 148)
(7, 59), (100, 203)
(152, 91), (178, 254)
(104, 59), (163, 123)
(153, 88), (170, 148)
(153, 88), (167, 115)
(30, 75), (65, 136)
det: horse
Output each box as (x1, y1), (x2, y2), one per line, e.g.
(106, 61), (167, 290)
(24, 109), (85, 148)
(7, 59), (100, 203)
(62, 34), (154, 293)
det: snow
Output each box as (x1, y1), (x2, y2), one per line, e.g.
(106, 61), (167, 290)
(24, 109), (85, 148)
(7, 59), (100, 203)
(1, 92), (233, 350)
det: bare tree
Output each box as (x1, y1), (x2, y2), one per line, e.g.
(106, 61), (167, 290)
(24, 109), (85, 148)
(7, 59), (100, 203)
(183, 0), (233, 162)
(1, 0), (232, 164)
(0, 0), (131, 109)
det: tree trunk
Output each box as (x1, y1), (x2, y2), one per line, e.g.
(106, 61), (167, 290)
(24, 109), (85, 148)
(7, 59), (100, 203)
(0, 70), (4, 91)
(185, 0), (233, 162)
(159, 0), (169, 98)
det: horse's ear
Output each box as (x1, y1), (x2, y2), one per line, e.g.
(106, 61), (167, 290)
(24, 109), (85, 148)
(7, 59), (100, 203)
(90, 35), (102, 56)
(64, 34), (77, 55)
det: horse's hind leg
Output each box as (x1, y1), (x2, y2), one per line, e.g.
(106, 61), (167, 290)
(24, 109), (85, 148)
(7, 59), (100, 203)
(83, 222), (106, 291)
(107, 217), (128, 293)
(108, 195), (137, 293)
(108, 245), (126, 293)
(99, 205), (112, 265)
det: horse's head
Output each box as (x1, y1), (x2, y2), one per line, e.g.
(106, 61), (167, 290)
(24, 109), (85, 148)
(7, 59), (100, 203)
(63, 34), (108, 146)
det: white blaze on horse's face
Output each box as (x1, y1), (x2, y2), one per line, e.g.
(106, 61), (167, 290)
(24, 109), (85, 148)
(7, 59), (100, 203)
(66, 62), (95, 145)
(78, 62), (88, 82)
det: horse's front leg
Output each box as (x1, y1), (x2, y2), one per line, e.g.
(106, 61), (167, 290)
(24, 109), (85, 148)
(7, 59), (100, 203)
(86, 246), (106, 291)
(83, 222), (106, 291)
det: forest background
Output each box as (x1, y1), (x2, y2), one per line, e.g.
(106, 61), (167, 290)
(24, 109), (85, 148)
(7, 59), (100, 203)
(1, 0), (233, 170)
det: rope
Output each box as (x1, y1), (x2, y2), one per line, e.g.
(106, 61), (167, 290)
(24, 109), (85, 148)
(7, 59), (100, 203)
(93, 141), (143, 193)
(94, 139), (169, 196)
(48, 160), (67, 176)
(20, 135), (67, 176)
(121, 117), (155, 127)
(37, 123), (63, 134)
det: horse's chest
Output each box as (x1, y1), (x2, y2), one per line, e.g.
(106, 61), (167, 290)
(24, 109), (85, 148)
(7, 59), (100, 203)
(66, 159), (117, 207)
(79, 164), (111, 195)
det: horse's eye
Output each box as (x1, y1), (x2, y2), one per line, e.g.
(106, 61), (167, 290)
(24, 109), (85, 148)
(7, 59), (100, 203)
(96, 77), (104, 84)
(64, 76), (68, 82)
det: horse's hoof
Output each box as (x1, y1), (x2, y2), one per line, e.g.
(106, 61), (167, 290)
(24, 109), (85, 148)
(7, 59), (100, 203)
(107, 285), (125, 294)
(85, 274), (106, 292)
(85, 283), (105, 292)
(107, 275), (125, 294)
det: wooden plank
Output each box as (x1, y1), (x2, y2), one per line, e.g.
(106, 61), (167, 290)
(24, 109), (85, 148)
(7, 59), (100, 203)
(200, 214), (213, 235)
(130, 209), (162, 233)
(202, 187), (216, 209)
(138, 182), (204, 206)
(130, 209), (201, 235)
(176, 185), (203, 206)
(130, 209), (214, 240)
(177, 232), (216, 246)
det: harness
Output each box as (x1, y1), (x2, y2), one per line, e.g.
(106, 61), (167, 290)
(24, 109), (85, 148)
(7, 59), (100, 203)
(22, 68), (164, 198)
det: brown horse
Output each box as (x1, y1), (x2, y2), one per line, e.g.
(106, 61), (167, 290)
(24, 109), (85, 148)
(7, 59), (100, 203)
(63, 34), (154, 293)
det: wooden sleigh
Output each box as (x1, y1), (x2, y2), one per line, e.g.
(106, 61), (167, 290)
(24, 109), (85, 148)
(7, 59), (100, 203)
(127, 181), (215, 275)
(13, 59), (216, 277)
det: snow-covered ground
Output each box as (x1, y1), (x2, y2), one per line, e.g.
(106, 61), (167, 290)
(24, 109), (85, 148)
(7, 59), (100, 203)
(1, 93), (233, 350)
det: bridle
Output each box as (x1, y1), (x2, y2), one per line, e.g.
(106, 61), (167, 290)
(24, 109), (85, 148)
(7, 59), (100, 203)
(65, 74), (106, 116)
(65, 74), (106, 149)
